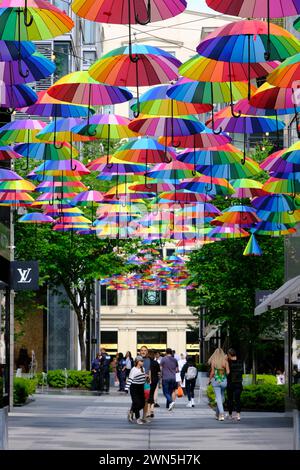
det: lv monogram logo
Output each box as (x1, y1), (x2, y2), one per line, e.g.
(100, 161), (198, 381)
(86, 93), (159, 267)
(17, 268), (32, 284)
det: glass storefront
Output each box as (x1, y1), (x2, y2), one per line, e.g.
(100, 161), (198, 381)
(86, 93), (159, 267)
(137, 331), (167, 353)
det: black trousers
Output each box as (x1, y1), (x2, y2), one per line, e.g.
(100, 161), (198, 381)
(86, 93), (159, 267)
(130, 384), (145, 419)
(100, 369), (110, 392)
(227, 383), (243, 414)
(148, 378), (159, 404)
(185, 379), (196, 400)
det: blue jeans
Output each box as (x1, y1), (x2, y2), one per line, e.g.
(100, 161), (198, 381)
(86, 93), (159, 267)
(162, 379), (177, 408)
(211, 378), (227, 415)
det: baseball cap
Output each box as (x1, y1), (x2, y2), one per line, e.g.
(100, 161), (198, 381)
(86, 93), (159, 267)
(135, 355), (144, 362)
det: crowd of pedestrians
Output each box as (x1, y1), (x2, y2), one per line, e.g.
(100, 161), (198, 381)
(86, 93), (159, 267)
(91, 346), (249, 425)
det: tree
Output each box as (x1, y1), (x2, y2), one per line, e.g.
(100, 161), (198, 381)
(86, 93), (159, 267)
(187, 236), (284, 377)
(15, 223), (133, 369)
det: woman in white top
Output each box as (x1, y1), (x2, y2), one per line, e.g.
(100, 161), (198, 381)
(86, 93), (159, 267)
(125, 356), (146, 424)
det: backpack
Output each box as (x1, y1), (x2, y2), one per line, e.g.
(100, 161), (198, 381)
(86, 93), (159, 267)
(229, 360), (243, 384)
(185, 366), (197, 380)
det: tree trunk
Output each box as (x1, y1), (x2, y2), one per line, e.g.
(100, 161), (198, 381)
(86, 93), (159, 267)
(78, 318), (86, 371)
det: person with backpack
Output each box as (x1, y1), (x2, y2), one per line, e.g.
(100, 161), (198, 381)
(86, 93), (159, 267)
(208, 348), (230, 421)
(180, 355), (198, 408)
(227, 348), (243, 421)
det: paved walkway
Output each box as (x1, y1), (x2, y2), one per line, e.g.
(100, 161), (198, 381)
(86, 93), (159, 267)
(8, 389), (293, 450)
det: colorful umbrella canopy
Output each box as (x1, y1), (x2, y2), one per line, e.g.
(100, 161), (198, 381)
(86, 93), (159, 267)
(47, 71), (133, 118)
(33, 159), (90, 176)
(230, 179), (268, 198)
(130, 84), (212, 115)
(0, 191), (34, 206)
(72, 0), (187, 23)
(250, 220), (297, 236)
(208, 226), (249, 239)
(158, 190), (210, 204)
(210, 205), (260, 227)
(0, 39), (35, 61)
(14, 142), (79, 161)
(243, 233), (263, 256)
(147, 160), (199, 181)
(71, 114), (137, 139)
(89, 45), (181, 116)
(267, 53), (300, 88)
(196, 20), (300, 63)
(0, 146), (22, 160)
(19, 90), (93, 118)
(181, 176), (235, 196)
(158, 129), (231, 148)
(196, 157), (262, 179)
(0, 52), (55, 85)
(251, 194), (300, 212)
(113, 137), (176, 165)
(0, 179), (36, 192)
(128, 115), (205, 148)
(0, 168), (22, 180)
(18, 212), (54, 223)
(263, 177), (300, 194)
(0, 0), (74, 41)
(0, 119), (46, 143)
(0, 82), (37, 108)
(250, 82), (300, 113)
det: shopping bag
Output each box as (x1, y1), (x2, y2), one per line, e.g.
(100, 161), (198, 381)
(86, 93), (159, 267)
(177, 385), (183, 398)
(144, 382), (151, 400)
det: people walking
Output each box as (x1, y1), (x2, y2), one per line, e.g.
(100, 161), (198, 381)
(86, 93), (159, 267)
(116, 352), (126, 391)
(91, 353), (101, 391)
(147, 350), (161, 418)
(160, 347), (179, 411)
(154, 351), (162, 407)
(227, 348), (243, 421)
(208, 348), (229, 421)
(181, 355), (198, 408)
(125, 351), (134, 379)
(139, 345), (151, 421)
(100, 348), (111, 393)
(125, 356), (146, 425)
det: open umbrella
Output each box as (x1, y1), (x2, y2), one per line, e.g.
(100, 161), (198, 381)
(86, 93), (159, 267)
(210, 204), (261, 227)
(47, 71), (133, 126)
(0, 82), (37, 108)
(0, 119), (46, 145)
(72, 0), (186, 63)
(181, 175), (235, 197)
(243, 233), (263, 256)
(14, 142), (79, 161)
(0, 146), (22, 160)
(0, 52), (55, 85)
(0, 39), (35, 61)
(89, 45), (181, 117)
(230, 179), (268, 199)
(158, 128), (231, 148)
(206, 0), (300, 59)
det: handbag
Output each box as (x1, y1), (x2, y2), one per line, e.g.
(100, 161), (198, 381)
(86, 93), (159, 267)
(177, 385), (183, 398)
(144, 382), (151, 400)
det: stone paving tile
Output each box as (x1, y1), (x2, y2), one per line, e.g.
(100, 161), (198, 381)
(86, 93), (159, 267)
(8, 392), (294, 450)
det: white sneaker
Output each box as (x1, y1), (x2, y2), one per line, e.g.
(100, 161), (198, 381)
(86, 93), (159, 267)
(127, 410), (134, 423)
(236, 413), (241, 421)
(136, 418), (145, 425)
(168, 402), (175, 411)
(191, 398), (195, 407)
(218, 414), (225, 421)
(186, 401), (192, 408)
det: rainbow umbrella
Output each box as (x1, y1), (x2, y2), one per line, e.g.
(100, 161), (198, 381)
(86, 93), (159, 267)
(0, 52), (55, 85)
(206, 0), (300, 59)
(89, 45), (181, 117)
(230, 179), (268, 198)
(181, 176), (235, 197)
(70, 190), (104, 222)
(47, 70), (133, 126)
(157, 190), (210, 204)
(0, 168), (22, 180)
(0, 39), (35, 61)
(130, 83), (211, 116)
(251, 194), (299, 212)
(179, 55), (278, 119)
(250, 220), (297, 236)
(128, 115), (205, 148)
(33, 160), (90, 176)
(0, 1), (74, 41)
(243, 233), (262, 256)
(263, 177), (300, 195)
(250, 82), (300, 113)
(196, 157), (262, 179)
(264, 141), (300, 175)
(0, 191), (34, 206)
(19, 90), (93, 118)
(0, 119), (46, 144)
(18, 212), (54, 223)
(0, 146), (22, 160)
(157, 129), (231, 148)
(197, 20), (300, 64)
(208, 226), (249, 239)
(147, 160), (199, 181)
(14, 142), (79, 161)
(206, 105), (285, 163)
(0, 82), (37, 108)
(35, 180), (87, 193)
(211, 205), (260, 227)
(0, 179), (35, 192)
(177, 143), (244, 171)
(72, 0), (186, 65)
(267, 53), (300, 88)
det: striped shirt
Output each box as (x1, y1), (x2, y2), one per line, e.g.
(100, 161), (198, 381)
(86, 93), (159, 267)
(125, 367), (146, 391)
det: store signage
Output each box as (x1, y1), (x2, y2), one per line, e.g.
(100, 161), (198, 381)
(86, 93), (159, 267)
(10, 261), (39, 291)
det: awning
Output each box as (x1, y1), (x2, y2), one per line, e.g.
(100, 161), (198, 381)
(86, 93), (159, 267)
(255, 275), (300, 315)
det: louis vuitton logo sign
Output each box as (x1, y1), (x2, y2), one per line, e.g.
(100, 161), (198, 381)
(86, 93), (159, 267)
(10, 261), (39, 291)
(17, 268), (32, 284)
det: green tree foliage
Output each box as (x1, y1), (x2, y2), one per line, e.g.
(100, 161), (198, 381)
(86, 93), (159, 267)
(187, 236), (284, 372)
(15, 223), (133, 369)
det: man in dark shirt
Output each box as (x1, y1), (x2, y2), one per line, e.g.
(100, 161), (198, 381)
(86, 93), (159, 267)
(160, 348), (179, 410)
(227, 348), (243, 421)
